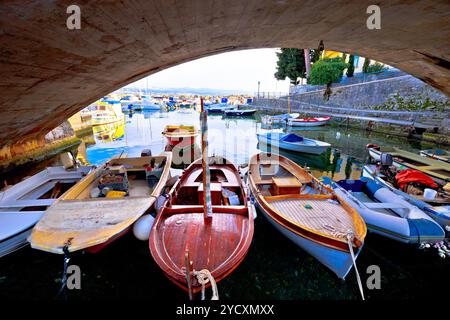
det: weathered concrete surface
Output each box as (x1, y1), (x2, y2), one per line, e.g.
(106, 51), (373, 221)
(0, 121), (79, 173)
(1, 0), (449, 148)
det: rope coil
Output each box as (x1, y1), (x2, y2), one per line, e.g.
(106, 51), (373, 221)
(193, 269), (219, 300)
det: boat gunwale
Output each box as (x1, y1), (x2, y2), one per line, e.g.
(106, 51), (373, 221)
(29, 152), (172, 253)
(149, 156), (254, 292)
(248, 153), (366, 252)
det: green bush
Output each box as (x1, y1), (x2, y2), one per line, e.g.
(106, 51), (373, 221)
(365, 62), (386, 74)
(308, 57), (349, 86)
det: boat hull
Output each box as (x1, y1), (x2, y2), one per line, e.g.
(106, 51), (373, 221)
(368, 147), (450, 185)
(224, 110), (256, 117)
(329, 181), (445, 244)
(257, 135), (329, 155)
(149, 157), (254, 294)
(362, 165), (450, 230)
(288, 117), (330, 127)
(255, 200), (359, 279)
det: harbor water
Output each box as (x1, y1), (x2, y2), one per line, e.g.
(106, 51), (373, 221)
(0, 110), (448, 300)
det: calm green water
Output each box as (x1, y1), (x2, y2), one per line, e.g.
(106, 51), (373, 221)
(1, 109), (448, 301)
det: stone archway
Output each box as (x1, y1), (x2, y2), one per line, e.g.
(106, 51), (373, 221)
(1, 0), (449, 150)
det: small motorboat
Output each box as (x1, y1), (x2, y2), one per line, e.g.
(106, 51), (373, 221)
(362, 164), (450, 231)
(367, 145), (450, 185)
(29, 152), (172, 254)
(248, 153), (367, 280)
(420, 149), (450, 163)
(224, 109), (257, 117)
(322, 176), (445, 244)
(0, 163), (92, 257)
(261, 113), (299, 125)
(257, 132), (330, 155)
(288, 116), (331, 127)
(205, 103), (234, 114)
(150, 99), (254, 299)
(162, 125), (198, 147)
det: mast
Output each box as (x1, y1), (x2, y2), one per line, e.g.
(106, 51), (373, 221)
(200, 97), (213, 221)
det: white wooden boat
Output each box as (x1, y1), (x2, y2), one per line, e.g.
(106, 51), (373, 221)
(288, 116), (331, 127)
(322, 176), (445, 244)
(0, 166), (92, 257)
(367, 146), (450, 185)
(362, 164), (450, 231)
(29, 152), (172, 254)
(420, 149), (450, 163)
(248, 153), (367, 280)
(261, 113), (299, 125)
(257, 132), (330, 155)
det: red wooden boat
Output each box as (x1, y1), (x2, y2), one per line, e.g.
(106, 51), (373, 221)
(150, 99), (254, 299)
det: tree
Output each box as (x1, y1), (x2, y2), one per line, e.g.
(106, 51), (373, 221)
(308, 57), (349, 100)
(362, 58), (371, 73)
(274, 48), (319, 85)
(346, 55), (355, 77)
(341, 54), (348, 77)
(308, 57), (348, 86)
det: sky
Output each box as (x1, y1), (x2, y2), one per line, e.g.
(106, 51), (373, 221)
(125, 48), (290, 94)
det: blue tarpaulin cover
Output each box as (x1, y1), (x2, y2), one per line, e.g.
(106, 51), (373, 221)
(280, 133), (303, 142)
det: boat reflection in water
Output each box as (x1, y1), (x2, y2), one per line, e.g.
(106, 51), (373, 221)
(165, 142), (201, 169)
(92, 120), (125, 143)
(257, 143), (362, 182)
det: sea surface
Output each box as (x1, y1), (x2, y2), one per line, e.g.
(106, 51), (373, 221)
(1, 109), (448, 300)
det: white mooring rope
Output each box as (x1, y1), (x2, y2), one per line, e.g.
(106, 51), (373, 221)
(193, 269), (219, 300)
(347, 233), (365, 301)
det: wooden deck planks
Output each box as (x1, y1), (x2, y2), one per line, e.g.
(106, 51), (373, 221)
(269, 198), (355, 238)
(161, 212), (246, 273)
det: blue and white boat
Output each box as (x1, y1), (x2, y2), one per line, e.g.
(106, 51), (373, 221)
(205, 103), (234, 114)
(257, 132), (330, 155)
(362, 164), (450, 232)
(321, 176), (445, 244)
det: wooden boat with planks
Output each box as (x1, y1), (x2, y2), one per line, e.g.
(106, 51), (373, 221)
(150, 99), (254, 298)
(367, 146), (450, 185)
(420, 149), (450, 163)
(162, 125), (198, 147)
(29, 152), (172, 254)
(248, 152), (367, 280)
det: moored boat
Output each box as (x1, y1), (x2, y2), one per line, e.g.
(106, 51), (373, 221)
(362, 164), (450, 231)
(261, 113), (299, 125)
(150, 99), (254, 298)
(322, 176), (445, 244)
(420, 149), (450, 163)
(257, 132), (330, 155)
(287, 116), (331, 127)
(248, 152), (367, 280)
(0, 164), (92, 257)
(162, 125), (198, 147)
(224, 109), (257, 117)
(29, 152), (172, 254)
(367, 145), (450, 185)
(205, 103), (234, 114)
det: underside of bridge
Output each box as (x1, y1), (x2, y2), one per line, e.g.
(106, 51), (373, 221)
(1, 0), (449, 151)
